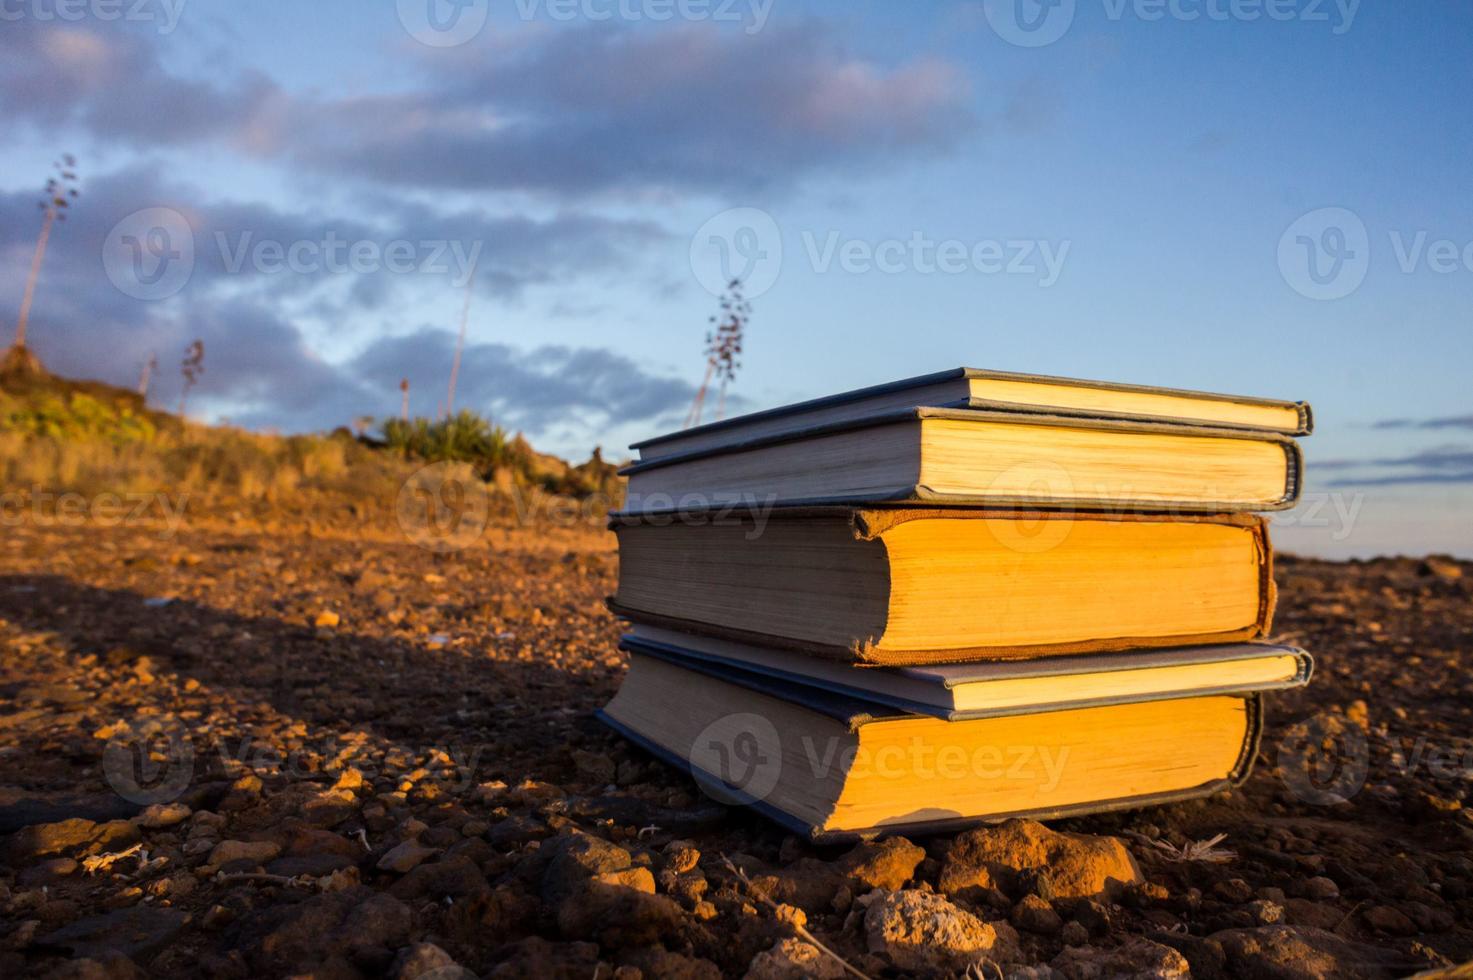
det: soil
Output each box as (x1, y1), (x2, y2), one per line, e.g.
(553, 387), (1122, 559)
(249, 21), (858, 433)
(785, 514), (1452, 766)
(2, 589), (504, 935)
(1, 515), (1470, 978)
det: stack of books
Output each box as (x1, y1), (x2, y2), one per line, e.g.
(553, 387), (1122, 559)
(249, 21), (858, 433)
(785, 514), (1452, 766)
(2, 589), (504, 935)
(598, 369), (1313, 840)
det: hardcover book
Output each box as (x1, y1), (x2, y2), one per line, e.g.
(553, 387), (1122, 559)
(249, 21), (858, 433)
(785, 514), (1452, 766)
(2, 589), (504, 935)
(622, 624), (1312, 720)
(598, 651), (1264, 840)
(621, 409), (1302, 514)
(608, 507), (1276, 664)
(634, 367), (1312, 462)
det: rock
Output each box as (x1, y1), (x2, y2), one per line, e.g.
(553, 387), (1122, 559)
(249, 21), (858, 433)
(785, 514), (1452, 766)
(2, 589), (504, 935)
(18, 857), (79, 886)
(377, 839), (439, 873)
(35, 907), (187, 961)
(341, 890), (413, 947)
(1302, 876), (1339, 900)
(540, 832), (636, 904)
(1011, 893), (1063, 934)
(1362, 905), (1416, 936)
(1248, 899), (1285, 925)
(135, 803), (191, 829)
(1051, 937), (1190, 979)
(743, 938), (845, 980)
(389, 854), (491, 902)
(205, 839), (281, 871)
(5, 818), (140, 863)
(621, 947), (722, 980)
(1061, 920), (1089, 946)
(392, 942), (473, 980)
(663, 840), (701, 874)
(834, 836), (925, 892)
(1210, 925), (1403, 979)
(488, 937), (601, 979)
(864, 889), (1019, 973)
(593, 867), (656, 894)
(572, 750), (616, 784)
(939, 819), (1142, 900)
(313, 610), (341, 628)
(1148, 932), (1228, 980)
(555, 880), (686, 947)
(1214, 878), (1254, 904)
(1419, 557), (1463, 581)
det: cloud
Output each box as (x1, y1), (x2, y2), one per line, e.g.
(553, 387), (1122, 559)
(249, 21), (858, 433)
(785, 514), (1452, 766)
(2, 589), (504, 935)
(1317, 446), (1473, 488)
(298, 23), (972, 197)
(1372, 415), (1473, 431)
(4, 20), (974, 199)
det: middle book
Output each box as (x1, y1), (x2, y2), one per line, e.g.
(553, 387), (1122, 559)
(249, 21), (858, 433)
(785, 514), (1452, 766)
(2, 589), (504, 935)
(608, 508), (1275, 665)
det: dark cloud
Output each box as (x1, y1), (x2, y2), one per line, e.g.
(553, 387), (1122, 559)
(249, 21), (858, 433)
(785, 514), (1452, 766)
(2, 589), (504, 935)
(0, 23), (279, 148)
(5, 20), (974, 198)
(1317, 446), (1473, 488)
(1372, 415), (1473, 431)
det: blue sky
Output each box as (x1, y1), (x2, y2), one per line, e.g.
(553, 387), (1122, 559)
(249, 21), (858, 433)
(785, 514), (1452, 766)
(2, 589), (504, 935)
(1, 0), (1470, 557)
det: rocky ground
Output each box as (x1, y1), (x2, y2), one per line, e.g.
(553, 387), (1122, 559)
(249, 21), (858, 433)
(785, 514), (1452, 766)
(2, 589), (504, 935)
(0, 515), (1470, 979)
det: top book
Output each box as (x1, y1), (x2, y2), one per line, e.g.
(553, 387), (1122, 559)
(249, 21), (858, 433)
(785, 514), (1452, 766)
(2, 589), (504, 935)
(634, 367), (1312, 461)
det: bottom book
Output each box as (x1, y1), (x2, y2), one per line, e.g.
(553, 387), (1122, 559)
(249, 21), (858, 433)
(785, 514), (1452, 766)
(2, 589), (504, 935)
(598, 650), (1263, 841)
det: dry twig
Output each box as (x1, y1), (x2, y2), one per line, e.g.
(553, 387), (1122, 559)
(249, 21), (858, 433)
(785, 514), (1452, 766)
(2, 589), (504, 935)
(720, 855), (873, 980)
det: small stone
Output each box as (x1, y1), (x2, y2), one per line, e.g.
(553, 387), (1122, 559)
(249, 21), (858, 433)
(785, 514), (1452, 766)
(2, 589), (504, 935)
(1213, 878), (1254, 904)
(772, 903), (807, 931)
(136, 803), (191, 829)
(572, 750), (616, 784)
(205, 839), (281, 871)
(392, 941), (470, 980)
(313, 611), (341, 628)
(1249, 899), (1285, 925)
(743, 938), (844, 980)
(835, 837), (925, 892)
(1061, 920), (1089, 946)
(865, 889), (1019, 973)
(663, 840), (701, 874)
(1363, 905), (1417, 935)
(1052, 937), (1189, 980)
(1011, 894), (1063, 934)
(939, 819), (1141, 900)
(377, 840), (439, 874)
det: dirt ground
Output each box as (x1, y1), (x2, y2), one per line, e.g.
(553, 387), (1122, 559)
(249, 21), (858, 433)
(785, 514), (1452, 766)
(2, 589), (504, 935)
(1, 515), (1470, 978)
